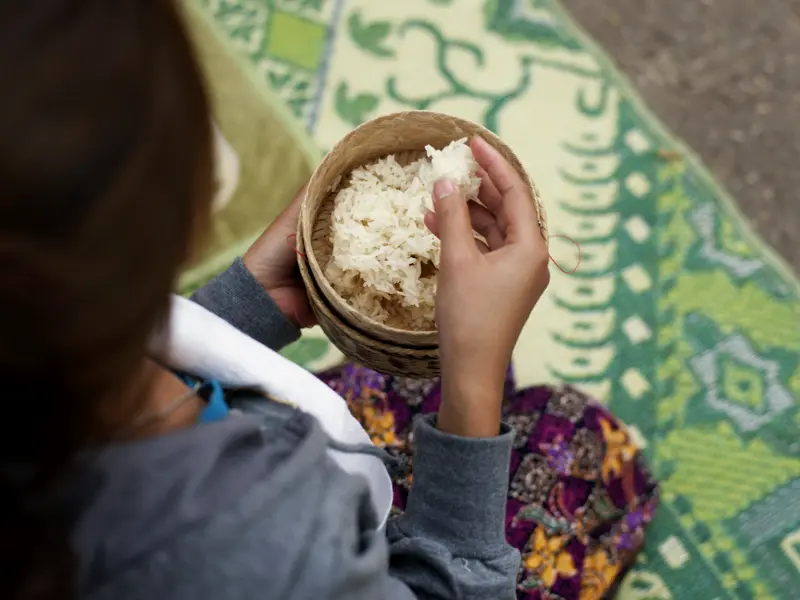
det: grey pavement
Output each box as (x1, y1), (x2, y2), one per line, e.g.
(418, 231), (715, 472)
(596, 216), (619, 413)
(563, 0), (800, 272)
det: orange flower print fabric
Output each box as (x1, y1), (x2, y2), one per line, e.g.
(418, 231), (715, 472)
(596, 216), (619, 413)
(319, 365), (659, 600)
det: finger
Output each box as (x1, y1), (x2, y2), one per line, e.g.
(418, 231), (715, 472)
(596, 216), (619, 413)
(474, 236), (491, 255)
(467, 201), (505, 250)
(424, 209), (438, 237)
(470, 137), (538, 241)
(245, 184), (308, 272)
(475, 166), (509, 233)
(295, 297), (318, 328)
(428, 204), (503, 251)
(428, 216), (489, 254)
(470, 137), (518, 197)
(433, 179), (479, 262)
(427, 212), (489, 254)
(475, 167), (504, 222)
(273, 184), (307, 232)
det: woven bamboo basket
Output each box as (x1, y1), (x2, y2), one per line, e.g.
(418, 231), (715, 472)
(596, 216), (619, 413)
(296, 231), (440, 378)
(299, 111), (546, 374)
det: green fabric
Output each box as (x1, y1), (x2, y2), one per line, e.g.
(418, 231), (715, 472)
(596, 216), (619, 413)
(179, 1), (320, 295)
(188, 1), (800, 598)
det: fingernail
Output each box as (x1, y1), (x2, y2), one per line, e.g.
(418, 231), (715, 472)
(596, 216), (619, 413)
(472, 136), (490, 151)
(434, 179), (456, 200)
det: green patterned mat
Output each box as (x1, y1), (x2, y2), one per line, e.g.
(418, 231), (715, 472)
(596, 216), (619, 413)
(188, 1), (800, 598)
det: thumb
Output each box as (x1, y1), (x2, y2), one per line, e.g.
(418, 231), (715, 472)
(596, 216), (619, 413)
(433, 180), (477, 261)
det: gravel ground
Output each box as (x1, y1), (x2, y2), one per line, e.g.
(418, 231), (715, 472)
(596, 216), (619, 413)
(562, 0), (800, 272)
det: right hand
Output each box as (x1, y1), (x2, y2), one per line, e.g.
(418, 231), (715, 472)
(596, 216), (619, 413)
(424, 136), (550, 438)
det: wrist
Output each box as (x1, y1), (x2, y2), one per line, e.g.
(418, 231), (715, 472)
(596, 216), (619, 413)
(241, 251), (268, 290)
(437, 367), (506, 438)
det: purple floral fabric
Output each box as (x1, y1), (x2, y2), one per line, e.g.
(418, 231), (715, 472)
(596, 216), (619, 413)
(318, 364), (659, 600)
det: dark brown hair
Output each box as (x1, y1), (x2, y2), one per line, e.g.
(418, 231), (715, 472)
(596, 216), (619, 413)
(0, 1), (213, 598)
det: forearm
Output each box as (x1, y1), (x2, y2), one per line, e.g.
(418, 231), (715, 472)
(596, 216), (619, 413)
(190, 258), (300, 351)
(437, 373), (506, 438)
(437, 337), (511, 439)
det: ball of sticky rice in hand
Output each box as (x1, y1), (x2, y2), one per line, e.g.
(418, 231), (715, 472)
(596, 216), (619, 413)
(326, 138), (480, 330)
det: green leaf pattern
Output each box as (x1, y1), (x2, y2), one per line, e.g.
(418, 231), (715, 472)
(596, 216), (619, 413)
(334, 81), (380, 126)
(348, 11), (395, 58)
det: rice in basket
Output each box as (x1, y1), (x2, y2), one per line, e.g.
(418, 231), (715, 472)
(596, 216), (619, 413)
(325, 139), (479, 330)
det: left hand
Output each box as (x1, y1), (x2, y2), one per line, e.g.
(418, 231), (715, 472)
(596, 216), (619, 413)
(243, 185), (317, 328)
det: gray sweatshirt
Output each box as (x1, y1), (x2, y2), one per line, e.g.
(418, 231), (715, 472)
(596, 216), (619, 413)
(68, 259), (520, 599)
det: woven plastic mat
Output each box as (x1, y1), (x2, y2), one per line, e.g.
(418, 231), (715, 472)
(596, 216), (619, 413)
(188, 1), (800, 598)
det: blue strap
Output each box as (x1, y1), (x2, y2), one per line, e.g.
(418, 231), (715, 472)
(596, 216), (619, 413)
(177, 374), (229, 424)
(198, 379), (229, 423)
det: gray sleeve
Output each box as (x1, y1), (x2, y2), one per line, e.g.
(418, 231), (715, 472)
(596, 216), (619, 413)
(384, 415), (520, 599)
(330, 416), (519, 600)
(87, 415), (518, 600)
(190, 257), (300, 351)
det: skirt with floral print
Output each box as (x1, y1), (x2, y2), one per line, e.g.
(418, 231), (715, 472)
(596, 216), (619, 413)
(318, 364), (659, 600)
